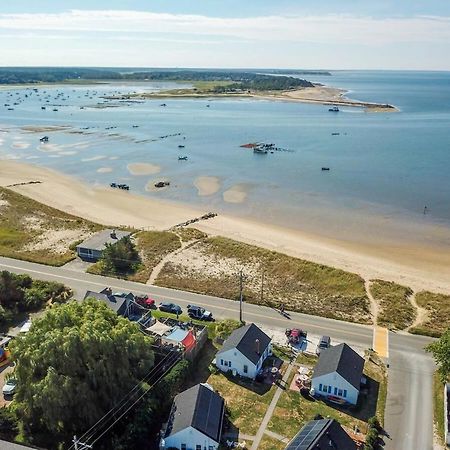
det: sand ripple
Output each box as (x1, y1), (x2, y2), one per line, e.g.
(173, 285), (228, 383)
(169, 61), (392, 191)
(194, 176), (221, 196)
(128, 162), (161, 176)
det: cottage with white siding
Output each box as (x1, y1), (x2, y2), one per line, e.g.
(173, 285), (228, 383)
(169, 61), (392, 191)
(76, 229), (131, 261)
(160, 383), (224, 450)
(216, 323), (272, 380)
(311, 343), (364, 406)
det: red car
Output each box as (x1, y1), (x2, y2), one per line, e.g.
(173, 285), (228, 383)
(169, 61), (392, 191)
(135, 295), (156, 309)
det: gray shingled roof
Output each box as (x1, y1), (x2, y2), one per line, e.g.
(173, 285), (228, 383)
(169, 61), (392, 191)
(76, 229), (131, 252)
(165, 383), (224, 442)
(83, 290), (129, 315)
(217, 323), (271, 365)
(285, 419), (357, 450)
(312, 343), (364, 389)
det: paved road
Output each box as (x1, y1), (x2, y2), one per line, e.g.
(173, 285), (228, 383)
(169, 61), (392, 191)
(0, 257), (436, 449)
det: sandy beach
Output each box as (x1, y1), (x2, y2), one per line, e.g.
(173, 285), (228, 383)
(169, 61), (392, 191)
(1, 160), (450, 295)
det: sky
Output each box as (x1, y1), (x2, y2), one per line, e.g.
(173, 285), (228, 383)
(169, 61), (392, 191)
(0, 1), (449, 70)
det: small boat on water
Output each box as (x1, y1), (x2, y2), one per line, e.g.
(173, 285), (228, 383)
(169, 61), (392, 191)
(178, 145), (185, 148)
(155, 181), (170, 188)
(41, 106), (46, 110)
(331, 132), (340, 136)
(160, 103), (167, 107)
(53, 108), (58, 112)
(254, 148), (268, 154)
(178, 156), (188, 161)
(40, 136), (49, 143)
(328, 106), (339, 112)
(321, 167), (330, 171)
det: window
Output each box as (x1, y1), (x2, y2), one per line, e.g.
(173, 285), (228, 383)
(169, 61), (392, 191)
(228, 361), (231, 367)
(181, 445), (186, 450)
(338, 389), (343, 396)
(343, 389), (347, 398)
(220, 359), (224, 366)
(322, 385), (328, 393)
(334, 387), (338, 395)
(196, 446), (201, 450)
(243, 365), (248, 374)
(328, 386), (332, 394)
(319, 383), (322, 391)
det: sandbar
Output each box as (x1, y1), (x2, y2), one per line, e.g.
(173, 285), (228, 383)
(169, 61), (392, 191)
(223, 184), (250, 203)
(127, 162), (161, 176)
(194, 176), (221, 196)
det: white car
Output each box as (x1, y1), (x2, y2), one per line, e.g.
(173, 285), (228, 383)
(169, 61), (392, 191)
(2, 378), (17, 396)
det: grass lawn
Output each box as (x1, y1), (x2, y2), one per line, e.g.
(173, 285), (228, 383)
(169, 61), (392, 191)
(156, 236), (371, 324)
(409, 291), (450, 337)
(433, 371), (445, 444)
(369, 280), (415, 330)
(0, 187), (101, 266)
(257, 435), (285, 450)
(267, 352), (387, 440)
(207, 372), (276, 436)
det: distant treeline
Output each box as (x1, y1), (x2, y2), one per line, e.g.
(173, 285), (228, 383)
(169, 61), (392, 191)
(0, 67), (316, 90)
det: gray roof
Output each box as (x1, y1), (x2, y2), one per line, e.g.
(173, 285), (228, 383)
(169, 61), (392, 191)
(312, 343), (364, 389)
(0, 440), (36, 450)
(165, 383), (224, 442)
(217, 323), (271, 365)
(285, 419), (357, 450)
(83, 290), (130, 315)
(76, 229), (131, 252)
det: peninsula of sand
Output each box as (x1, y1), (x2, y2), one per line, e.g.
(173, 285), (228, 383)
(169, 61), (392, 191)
(1, 160), (449, 296)
(106, 84), (398, 113)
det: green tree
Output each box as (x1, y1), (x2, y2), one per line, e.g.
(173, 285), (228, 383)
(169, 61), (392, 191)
(0, 270), (24, 310)
(10, 299), (154, 446)
(101, 236), (141, 275)
(427, 329), (450, 381)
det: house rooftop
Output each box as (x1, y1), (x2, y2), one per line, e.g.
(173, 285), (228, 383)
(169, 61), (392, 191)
(312, 343), (364, 390)
(285, 418), (357, 450)
(76, 229), (131, 252)
(83, 290), (131, 315)
(165, 383), (224, 442)
(217, 323), (271, 365)
(0, 440), (35, 450)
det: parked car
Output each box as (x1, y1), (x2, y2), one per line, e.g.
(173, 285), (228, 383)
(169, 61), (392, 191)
(135, 295), (156, 309)
(316, 335), (331, 355)
(187, 305), (214, 321)
(2, 378), (17, 396)
(159, 302), (182, 315)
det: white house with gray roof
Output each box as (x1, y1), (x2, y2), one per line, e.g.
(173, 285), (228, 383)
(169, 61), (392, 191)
(76, 229), (131, 261)
(216, 323), (272, 380)
(311, 343), (364, 406)
(160, 383), (224, 450)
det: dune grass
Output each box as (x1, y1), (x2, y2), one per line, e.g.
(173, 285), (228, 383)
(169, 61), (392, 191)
(433, 372), (445, 445)
(156, 236), (371, 324)
(127, 231), (182, 282)
(409, 291), (450, 337)
(0, 187), (101, 266)
(369, 280), (415, 330)
(173, 227), (207, 242)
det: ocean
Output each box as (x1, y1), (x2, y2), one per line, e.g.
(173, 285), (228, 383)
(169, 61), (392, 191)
(1, 71), (449, 249)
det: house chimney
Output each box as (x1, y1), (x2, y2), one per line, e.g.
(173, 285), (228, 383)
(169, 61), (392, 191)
(255, 339), (260, 355)
(110, 229), (117, 239)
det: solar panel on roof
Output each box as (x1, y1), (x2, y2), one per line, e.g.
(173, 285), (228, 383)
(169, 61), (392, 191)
(285, 419), (328, 450)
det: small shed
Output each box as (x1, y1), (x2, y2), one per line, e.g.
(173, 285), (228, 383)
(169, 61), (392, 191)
(76, 229), (131, 261)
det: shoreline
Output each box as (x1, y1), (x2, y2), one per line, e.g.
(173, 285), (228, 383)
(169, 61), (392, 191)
(1, 160), (449, 295)
(102, 84), (398, 112)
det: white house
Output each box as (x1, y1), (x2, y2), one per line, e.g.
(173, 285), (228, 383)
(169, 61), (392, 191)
(160, 383), (224, 450)
(311, 343), (364, 406)
(216, 323), (272, 379)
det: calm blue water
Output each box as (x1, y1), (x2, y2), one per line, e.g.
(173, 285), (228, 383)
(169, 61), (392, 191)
(0, 72), (449, 245)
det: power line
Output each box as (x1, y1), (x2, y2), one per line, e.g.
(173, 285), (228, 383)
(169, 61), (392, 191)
(67, 349), (179, 449)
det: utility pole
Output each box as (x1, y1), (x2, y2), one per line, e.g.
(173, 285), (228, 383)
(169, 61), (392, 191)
(260, 269), (264, 303)
(73, 436), (93, 450)
(239, 269), (244, 323)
